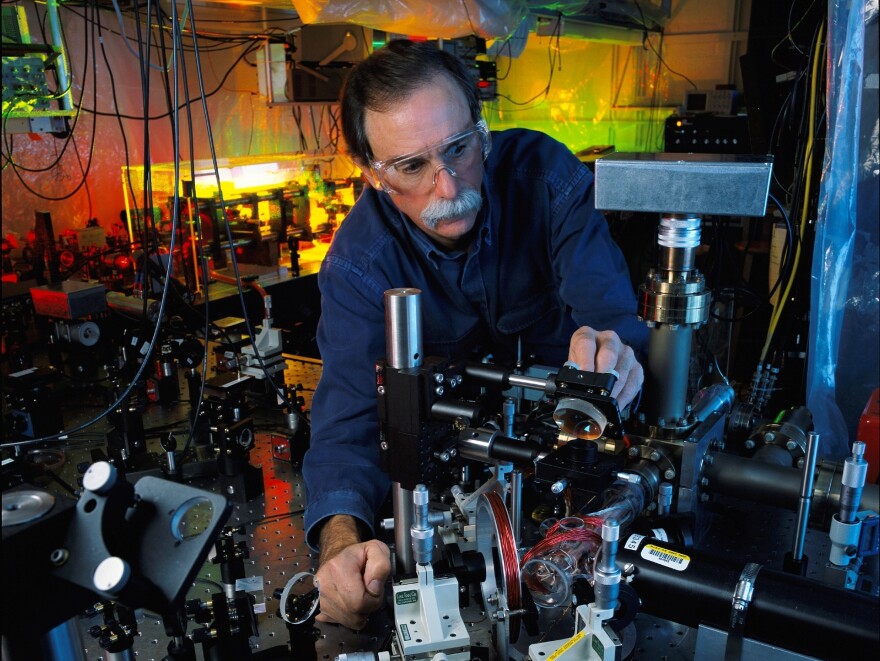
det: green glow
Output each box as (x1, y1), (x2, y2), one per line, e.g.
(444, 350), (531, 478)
(485, 114), (675, 154)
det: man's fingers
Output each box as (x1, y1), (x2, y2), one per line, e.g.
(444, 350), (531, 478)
(568, 327), (598, 371)
(315, 540), (389, 631)
(568, 326), (643, 408)
(594, 331), (623, 374)
(616, 362), (644, 408)
(363, 540), (392, 577)
(608, 345), (636, 399)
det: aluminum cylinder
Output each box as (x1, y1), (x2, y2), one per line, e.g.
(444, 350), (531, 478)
(690, 384), (735, 423)
(657, 215), (701, 273)
(385, 288), (422, 369)
(594, 520), (621, 611)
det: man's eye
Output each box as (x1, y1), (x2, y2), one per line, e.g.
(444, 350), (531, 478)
(446, 140), (469, 159)
(396, 159), (426, 176)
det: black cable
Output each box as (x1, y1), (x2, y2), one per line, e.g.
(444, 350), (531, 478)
(766, 192), (795, 302)
(174, 0), (212, 456)
(493, 36), (514, 81)
(643, 32), (663, 151)
(62, 1), (275, 48)
(496, 12), (563, 109)
(0, 3), (181, 451)
(2, 3), (95, 199)
(185, 0), (308, 430)
(239, 509), (305, 530)
(643, 32), (698, 90)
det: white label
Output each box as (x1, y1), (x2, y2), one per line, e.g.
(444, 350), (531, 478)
(650, 528), (669, 542)
(640, 544), (690, 571)
(9, 367), (38, 378)
(624, 533), (645, 551)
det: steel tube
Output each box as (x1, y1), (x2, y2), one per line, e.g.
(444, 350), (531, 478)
(385, 288), (422, 574)
(47, 0), (73, 111)
(510, 470), (522, 547)
(792, 431), (820, 561)
(508, 373), (554, 393)
(646, 324), (692, 425)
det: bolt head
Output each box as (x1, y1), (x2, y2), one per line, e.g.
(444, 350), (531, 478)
(786, 440), (798, 451)
(50, 548), (69, 567)
(664, 469), (676, 480)
(763, 431), (776, 444)
(744, 439), (756, 450)
(377, 385), (385, 395)
(649, 451), (661, 462)
(628, 446), (640, 457)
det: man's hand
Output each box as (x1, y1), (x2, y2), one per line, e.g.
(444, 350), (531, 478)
(315, 515), (391, 630)
(568, 327), (644, 408)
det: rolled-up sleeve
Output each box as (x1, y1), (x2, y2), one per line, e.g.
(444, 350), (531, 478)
(302, 250), (392, 550)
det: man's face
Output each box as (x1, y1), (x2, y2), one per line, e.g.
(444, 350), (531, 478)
(362, 76), (484, 250)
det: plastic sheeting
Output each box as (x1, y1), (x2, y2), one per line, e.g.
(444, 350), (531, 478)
(290, 0), (529, 38)
(808, 1), (879, 457)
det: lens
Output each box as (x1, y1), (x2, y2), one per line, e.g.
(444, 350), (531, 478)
(553, 398), (608, 441)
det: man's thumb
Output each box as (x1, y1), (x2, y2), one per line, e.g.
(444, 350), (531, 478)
(365, 579), (383, 597)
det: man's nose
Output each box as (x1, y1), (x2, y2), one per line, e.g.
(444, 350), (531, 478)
(432, 164), (458, 197)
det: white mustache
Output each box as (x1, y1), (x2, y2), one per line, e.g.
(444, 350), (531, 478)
(420, 187), (482, 229)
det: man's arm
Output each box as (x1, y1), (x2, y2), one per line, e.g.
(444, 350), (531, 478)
(314, 515), (391, 630)
(318, 515), (363, 564)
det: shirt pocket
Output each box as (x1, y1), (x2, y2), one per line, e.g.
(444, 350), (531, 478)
(496, 285), (558, 335)
(425, 319), (486, 360)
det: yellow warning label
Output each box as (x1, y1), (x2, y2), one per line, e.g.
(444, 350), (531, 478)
(548, 628), (586, 660)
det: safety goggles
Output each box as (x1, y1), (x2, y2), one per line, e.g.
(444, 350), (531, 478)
(369, 119), (491, 195)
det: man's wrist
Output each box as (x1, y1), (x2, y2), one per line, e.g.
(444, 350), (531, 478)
(318, 515), (362, 565)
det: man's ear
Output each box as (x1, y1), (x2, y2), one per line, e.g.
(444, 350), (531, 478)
(354, 159), (381, 190)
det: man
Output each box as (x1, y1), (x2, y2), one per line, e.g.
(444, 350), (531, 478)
(302, 39), (649, 629)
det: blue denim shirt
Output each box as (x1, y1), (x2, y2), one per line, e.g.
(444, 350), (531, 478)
(302, 129), (648, 549)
